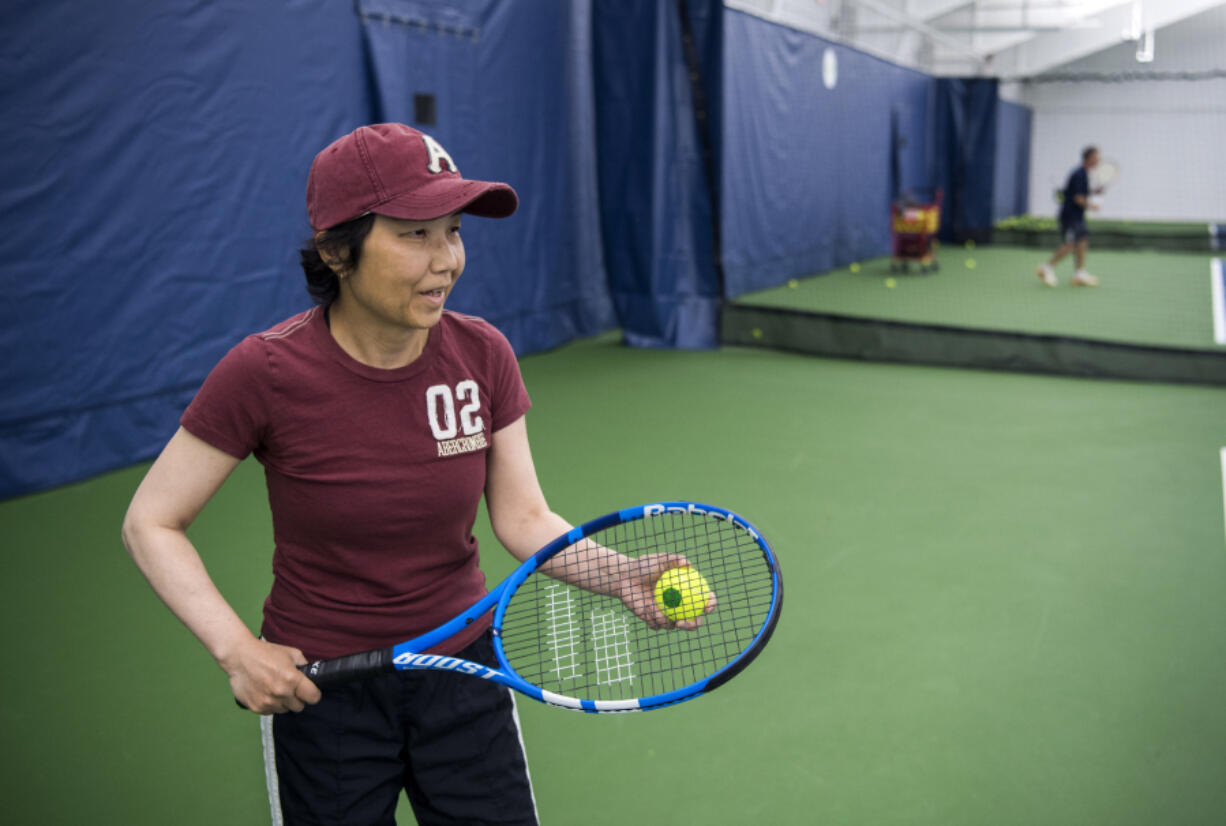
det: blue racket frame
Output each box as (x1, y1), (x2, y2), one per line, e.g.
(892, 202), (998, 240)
(382, 502), (783, 713)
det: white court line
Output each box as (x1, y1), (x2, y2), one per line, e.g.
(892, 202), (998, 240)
(1211, 259), (1226, 345)
(1220, 448), (1226, 550)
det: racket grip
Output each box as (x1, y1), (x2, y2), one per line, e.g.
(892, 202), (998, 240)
(234, 648), (396, 709)
(299, 647), (395, 687)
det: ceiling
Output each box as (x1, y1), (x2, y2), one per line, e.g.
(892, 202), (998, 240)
(727, 0), (1226, 77)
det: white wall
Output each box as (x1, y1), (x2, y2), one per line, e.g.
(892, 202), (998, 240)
(724, 0), (838, 38)
(1013, 5), (1226, 222)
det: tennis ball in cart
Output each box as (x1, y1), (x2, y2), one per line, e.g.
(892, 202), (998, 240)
(654, 566), (713, 622)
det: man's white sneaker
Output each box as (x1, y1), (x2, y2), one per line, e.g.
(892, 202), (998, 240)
(1071, 271), (1099, 287)
(1036, 264), (1057, 287)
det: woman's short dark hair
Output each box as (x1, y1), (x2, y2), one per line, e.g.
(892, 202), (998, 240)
(1082, 145), (1099, 162)
(299, 213), (377, 305)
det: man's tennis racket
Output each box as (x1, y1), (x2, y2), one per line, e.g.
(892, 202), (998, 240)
(1090, 158), (1120, 193)
(296, 502), (782, 713)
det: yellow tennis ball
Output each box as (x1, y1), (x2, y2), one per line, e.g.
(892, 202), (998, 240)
(884, 278), (897, 288)
(849, 262), (861, 273)
(751, 328), (763, 339)
(965, 258), (977, 269)
(654, 566), (713, 622)
(787, 278), (799, 289)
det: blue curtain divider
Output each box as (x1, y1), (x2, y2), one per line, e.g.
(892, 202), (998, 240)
(719, 10), (935, 298)
(592, 0), (722, 349)
(1, 0), (1006, 498)
(994, 98), (1034, 222)
(356, 0), (618, 355)
(933, 78), (1001, 242)
(0, 0), (376, 499)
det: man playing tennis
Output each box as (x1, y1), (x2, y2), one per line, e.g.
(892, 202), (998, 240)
(121, 123), (687, 826)
(1037, 145), (1102, 287)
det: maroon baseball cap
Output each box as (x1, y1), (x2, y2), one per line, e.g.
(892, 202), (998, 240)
(306, 123), (518, 231)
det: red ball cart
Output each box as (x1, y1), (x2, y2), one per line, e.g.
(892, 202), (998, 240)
(890, 189), (943, 273)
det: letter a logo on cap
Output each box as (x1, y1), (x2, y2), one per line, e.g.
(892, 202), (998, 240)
(421, 134), (459, 175)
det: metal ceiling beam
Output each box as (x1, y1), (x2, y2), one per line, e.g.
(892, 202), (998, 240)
(857, 24), (1101, 32)
(904, 0), (976, 22)
(849, 0), (989, 60)
(987, 0), (1226, 77)
(726, 0), (1225, 78)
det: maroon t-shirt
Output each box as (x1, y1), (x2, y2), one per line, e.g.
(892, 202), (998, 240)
(181, 306), (531, 660)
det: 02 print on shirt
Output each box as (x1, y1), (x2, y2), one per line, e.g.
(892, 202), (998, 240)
(427, 380), (489, 457)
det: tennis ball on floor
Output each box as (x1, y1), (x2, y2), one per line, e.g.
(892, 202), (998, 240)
(654, 566), (713, 622)
(751, 328), (763, 340)
(884, 277), (897, 288)
(849, 262), (861, 273)
(787, 278), (799, 289)
(965, 239), (976, 250)
(965, 258), (977, 269)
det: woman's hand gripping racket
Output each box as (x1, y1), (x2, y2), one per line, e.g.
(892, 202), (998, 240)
(291, 502), (782, 713)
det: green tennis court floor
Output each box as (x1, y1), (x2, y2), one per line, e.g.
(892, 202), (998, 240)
(3, 335), (1226, 825)
(736, 245), (1223, 351)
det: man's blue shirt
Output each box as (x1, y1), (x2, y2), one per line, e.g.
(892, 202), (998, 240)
(1060, 166), (1089, 222)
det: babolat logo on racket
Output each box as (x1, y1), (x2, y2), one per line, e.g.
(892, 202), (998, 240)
(643, 503), (762, 542)
(392, 652), (496, 678)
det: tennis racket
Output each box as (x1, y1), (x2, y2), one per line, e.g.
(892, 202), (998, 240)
(296, 502), (782, 712)
(1090, 158), (1120, 193)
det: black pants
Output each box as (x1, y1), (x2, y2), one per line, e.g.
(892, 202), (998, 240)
(263, 632), (539, 825)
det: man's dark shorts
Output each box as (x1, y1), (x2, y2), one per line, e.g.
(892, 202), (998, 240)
(1060, 215), (1089, 243)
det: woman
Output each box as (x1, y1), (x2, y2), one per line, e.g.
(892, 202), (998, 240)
(122, 123), (689, 826)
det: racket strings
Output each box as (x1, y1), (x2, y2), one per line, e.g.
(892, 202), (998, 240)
(1092, 159), (1119, 188)
(498, 511), (776, 704)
